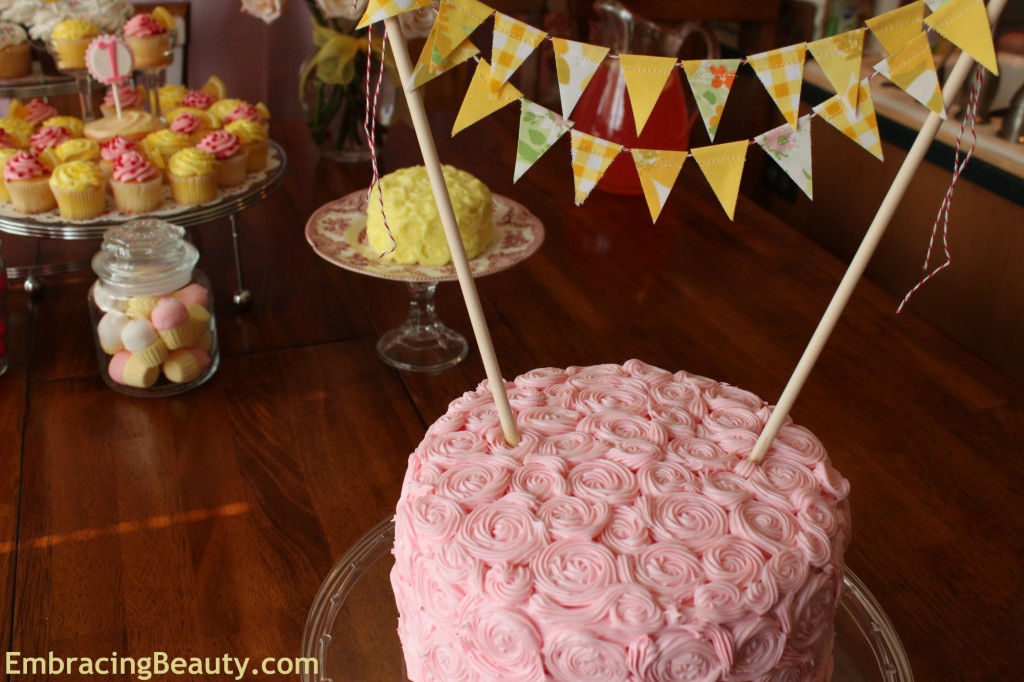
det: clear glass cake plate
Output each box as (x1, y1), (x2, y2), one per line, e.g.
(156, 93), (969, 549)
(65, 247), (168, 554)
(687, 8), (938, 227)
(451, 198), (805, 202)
(302, 517), (912, 682)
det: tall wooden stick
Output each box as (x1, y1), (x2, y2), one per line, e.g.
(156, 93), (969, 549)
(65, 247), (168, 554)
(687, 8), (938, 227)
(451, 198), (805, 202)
(749, 0), (1008, 463)
(382, 16), (520, 446)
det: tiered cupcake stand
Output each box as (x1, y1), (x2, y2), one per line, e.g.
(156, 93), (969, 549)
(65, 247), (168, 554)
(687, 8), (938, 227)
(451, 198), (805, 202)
(0, 140), (288, 306)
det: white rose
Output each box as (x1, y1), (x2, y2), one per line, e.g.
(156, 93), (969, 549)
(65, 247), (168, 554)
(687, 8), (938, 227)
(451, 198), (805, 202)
(241, 0), (287, 24)
(317, 0), (368, 22)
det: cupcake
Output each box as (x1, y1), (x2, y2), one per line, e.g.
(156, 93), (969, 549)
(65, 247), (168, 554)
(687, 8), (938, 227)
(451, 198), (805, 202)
(196, 130), (248, 188)
(99, 135), (137, 179)
(167, 147), (217, 206)
(168, 112), (209, 146)
(123, 11), (173, 70)
(0, 148), (19, 202)
(158, 83), (188, 112)
(49, 160), (106, 220)
(41, 115), (85, 138)
(55, 138), (100, 164)
(83, 110), (161, 143)
(0, 118), (34, 148)
(4, 151), (56, 214)
(223, 103), (270, 128)
(49, 19), (100, 71)
(30, 125), (71, 154)
(224, 120), (268, 172)
(110, 150), (162, 214)
(162, 348), (211, 384)
(108, 350), (160, 388)
(150, 297), (193, 349)
(100, 83), (146, 118)
(181, 90), (214, 111)
(120, 318), (168, 368)
(97, 311), (130, 354)
(0, 23), (31, 80)
(9, 99), (58, 125)
(142, 128), (190, 161)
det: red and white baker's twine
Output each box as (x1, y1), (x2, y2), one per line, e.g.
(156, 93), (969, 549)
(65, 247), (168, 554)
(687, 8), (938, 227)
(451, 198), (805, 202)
(897, 66), (984, 314)
(363, 21), (397, 258)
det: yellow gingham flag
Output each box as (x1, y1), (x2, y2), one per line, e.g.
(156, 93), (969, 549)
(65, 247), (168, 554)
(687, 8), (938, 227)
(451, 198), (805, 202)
(569, 130), (622, 205)
(490, 13), (547, 93)
(747, 43), (807, 128)
(358, 0), (433, 28)
(813, 78), (884, 161)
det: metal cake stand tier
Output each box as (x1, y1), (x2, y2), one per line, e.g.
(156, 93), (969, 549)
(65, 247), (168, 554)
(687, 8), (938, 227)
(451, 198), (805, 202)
(0, 142), (288, 305)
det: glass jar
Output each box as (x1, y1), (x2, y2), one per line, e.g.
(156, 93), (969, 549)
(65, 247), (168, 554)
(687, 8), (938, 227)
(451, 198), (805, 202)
(0, 240), (8, 378)
(89, 219), (218, 396)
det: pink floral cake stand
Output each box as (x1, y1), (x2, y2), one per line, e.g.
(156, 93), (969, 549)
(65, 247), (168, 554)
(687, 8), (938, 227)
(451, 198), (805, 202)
(306, 190), (544, 372)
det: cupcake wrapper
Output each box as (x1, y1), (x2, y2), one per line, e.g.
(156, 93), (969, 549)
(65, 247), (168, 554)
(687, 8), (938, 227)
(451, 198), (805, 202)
(158, 323), (199, 351)
(215, 150), (249, 187)
(0, 181), (11, 204)
(53, 185), (106, 221)
(169, 173), (217, 206)
(122, 356), (160, 388)
(244, 141), (268, 173)
(111, 177), (163, 215)
(133, 341), (169, 368)
(8, 178), (57, 214)
(53, 38), (91, 70)
(127, 34), (172, 70)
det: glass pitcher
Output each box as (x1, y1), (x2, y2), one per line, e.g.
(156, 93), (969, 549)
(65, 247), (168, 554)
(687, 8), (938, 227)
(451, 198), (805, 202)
(573, 0), (719, 195)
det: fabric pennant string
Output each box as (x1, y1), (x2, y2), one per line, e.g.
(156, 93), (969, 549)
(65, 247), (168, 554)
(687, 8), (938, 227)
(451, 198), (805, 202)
(569, 130), (622, 205)
(551, 38), (609, 119)
(807, 29), (865, 113)
(691, 140), (749, 220)
(631, 148), (686, 223)
(874, 31), (945, 117)
(755, 115), (814, 200)
(682, 58), (741, 142)
(452, 58), (524, 136)
(619, 54), (680, 136)
(925, 0), (999, 75)
(489, 13), (546, 93)
(865, 0), (924, 55)
(747, 43), (806, 128)
(514, 99), (572, 182)
(358, 0), (432, 29)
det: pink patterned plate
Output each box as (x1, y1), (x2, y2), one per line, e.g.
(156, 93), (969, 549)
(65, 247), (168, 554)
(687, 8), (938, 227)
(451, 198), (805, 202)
(305, 191), (544, 282)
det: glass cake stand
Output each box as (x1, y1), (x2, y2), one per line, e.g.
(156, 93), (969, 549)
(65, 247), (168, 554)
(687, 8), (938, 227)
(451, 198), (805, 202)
(301, 517), (913, 682)
(305, 191), (544, 372)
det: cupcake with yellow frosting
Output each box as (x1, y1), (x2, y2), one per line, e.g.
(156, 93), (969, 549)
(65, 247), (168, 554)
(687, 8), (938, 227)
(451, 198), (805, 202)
(167, 147), (217, 206)
(55, 138), (100, 164)
(49, 160), (106, 220)
(4, 150), (56, 214)
(0, 148), (20, 202)
(142, 128), (190, 162)
(49, 19), (100, 71)
(0, 117), (35, 148)
(158, 83), (188, 112)
(224, 119), (268, 172)
(41, 115), (85, 138)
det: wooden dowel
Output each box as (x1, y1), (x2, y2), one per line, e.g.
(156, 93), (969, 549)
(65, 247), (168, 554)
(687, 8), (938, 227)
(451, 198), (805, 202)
(749, 0), (1009, 463)
(381, 16), (520, 446)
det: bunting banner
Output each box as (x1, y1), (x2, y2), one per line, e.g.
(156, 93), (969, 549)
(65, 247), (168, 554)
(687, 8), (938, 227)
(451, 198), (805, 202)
(489, 13), (547, 92)
(569, 130), (622, 205)
(410, 33), (479, 90)
(924, 0), (998, 75)
(807, 29), (865, 113)
(755, 115), (814, 200)
(631, 148), (687, 223)
(924, 0), (951, 9)
(551, 38), (610, 119)
(452, 59), (523, 136)
(865, 1), (924, 56)
(619, 54), (680, 136)
(357, 0), (432, 29)
(428, 0), (492, 71)
(747, 43), (807, 128)
(874, 32), (945, 118)
(681, 59), (741, 142)
(691, 140), (749, 221)
(813, 78), (884, 161)
(514, 99), (573, 182)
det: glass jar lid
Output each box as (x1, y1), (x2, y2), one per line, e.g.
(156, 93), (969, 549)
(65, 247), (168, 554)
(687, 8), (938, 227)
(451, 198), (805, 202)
(92, 219), (198, 295)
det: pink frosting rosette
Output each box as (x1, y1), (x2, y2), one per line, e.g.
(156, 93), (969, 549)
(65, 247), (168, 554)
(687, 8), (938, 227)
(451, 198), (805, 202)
(225, 104), (263, 124)
(633, 541), (703, 599)
(743, 572), (780, 615)
(482, 562), (533, 604)
(407, 494), (464, 544)
(666, 437), (734, 472)
(416, 430), (488, 467)
(4, 151), (48, 182)
(514, 366), (567, 390)
(420, 627), (473, 682)
(464, 402), (500, 431)
(758, 458), (820, 503)
(795, 525), (832, 567)
(764, 547), (810, 593)
(793, 490), (839, 536)
(566, 363), (629, 385)
(484, 424), (541, 460)
(701, 405), (765, 435)
(542, 630), (629, 682)
(623, 358), (674, 384)
(433, 541), (483, 585)
(459, 602), (544, 682)
(579, 409), (667, 447)
(124, 13), (166, 36)
(648, 405), (700, 440)
(505, 385), (546, 408)
(435, 458), (513, 510)
(20, 99), (58, 125)
(424, 411), (465, 435)
(414, 556), (468, 624)
(768, 424), (828, 466)
(729, 500), (799, 554)
(170, 112), (202, 136)
(598, 505), (652, 556)
(577, 382), (649, 415)
(101, 135), (137, 163)
(531, 537), (617, 607)
(648, 379), (706, 421)
(537, 495), (611, 540)
(729, 615), (787, 680)
(769, 651), (817, 681)
(601, 583), (663, 636)
(104, 84), (144, 110)
(701, 536), (766, 588)
(629, 630), (724, 682)
(568, 459), (639, 506)
(644, 492), (729, 551)
(708, 427), (760, 458)
(517, 405), (580, 436)
(30, 126), (70, 153)
(693, 581), (747, 623)
(605, 438), (663, 471)
(197, 130), (242, 160)
(704, 383), (764, 412)
(457, 496), (547, 564)
(543, 381), (580, 409)
(510, 455), (569, 502)
(636, 460), (697, 497)
(112, 151), (159, 183)
(701, 470), (755, 509)
(786, 571), (840, 650)
(814, 460), (851, 499)
(537, 431), (608, 464)
(182, 90), (214, 110)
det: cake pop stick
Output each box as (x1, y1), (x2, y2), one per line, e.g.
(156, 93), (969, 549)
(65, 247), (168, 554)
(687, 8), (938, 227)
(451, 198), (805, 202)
(382, 16), (520, 447)
(749, 0), (1008, 464)
(86, 35), (134, 118)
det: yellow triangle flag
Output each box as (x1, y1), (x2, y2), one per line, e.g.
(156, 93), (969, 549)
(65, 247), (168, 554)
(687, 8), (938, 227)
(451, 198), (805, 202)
(569, 130), (622, 205)
(807, 29), (865, 113)
(429, 0), (492, 72)
(490, 13), (547, 93)
(813, 78), (884, 161)
(358, 0), (433, 29)
(865, 1), (924, 55)
(551, 38), (610, 119)
(619, 54), (680, 136)
(453, 59), (524, 136)
(747, 43), (806, 128)
(410, 34), (479, 90)
(690, 140), (749, 221)
(873, 32), (945, 118)
(925, 0), (998, 75)
(631, 148), (686, 223)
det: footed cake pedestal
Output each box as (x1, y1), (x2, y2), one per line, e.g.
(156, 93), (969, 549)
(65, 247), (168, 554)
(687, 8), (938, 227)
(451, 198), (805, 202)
(306, 191), (544, 372)
(302, 518), (914, 682)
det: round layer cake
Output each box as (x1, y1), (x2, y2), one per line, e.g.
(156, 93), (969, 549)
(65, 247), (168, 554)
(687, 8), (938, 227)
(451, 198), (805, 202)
(367, 165), (493, 266)
(391, 360), (850, 682)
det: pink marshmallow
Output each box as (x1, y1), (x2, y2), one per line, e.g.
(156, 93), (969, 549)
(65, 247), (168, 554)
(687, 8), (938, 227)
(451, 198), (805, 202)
(108, 350), (132, 384)
(174, 283), (209, 308)
(150, 297), (189, 331)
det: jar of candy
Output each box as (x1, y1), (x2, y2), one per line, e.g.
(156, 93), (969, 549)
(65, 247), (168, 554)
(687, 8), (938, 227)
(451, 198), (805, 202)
(89, 219), (218, 396)
(0, 240), (8, 378)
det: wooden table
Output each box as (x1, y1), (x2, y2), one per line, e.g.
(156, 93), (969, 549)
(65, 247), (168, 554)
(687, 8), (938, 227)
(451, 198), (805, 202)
(1, 113), (1021, 681)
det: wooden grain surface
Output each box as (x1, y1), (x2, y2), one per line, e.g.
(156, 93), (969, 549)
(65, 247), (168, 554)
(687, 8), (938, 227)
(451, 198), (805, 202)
(0, 112), (1021, 681)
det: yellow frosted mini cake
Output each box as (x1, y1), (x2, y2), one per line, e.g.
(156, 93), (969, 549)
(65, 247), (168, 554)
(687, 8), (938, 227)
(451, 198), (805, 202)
(366, 165), (493, 266)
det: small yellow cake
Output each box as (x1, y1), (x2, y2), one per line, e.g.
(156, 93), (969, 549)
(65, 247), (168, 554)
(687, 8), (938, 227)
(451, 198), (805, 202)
(366, 165), (493, 266)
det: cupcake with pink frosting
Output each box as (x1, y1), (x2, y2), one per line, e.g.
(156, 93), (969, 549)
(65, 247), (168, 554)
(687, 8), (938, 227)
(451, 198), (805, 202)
(100, 83), (146, 117)
(12, 99), (58, 125)
(30, 125), (71, 154)
(181, 90), (214, 111)
(99, 135), (137, 179)
(4, 150), (56, 213)
(110, 150), (162, 214)
(196, 130), (248, 187)
(123, 13), (172, 69)
(168, 111), (211, 146)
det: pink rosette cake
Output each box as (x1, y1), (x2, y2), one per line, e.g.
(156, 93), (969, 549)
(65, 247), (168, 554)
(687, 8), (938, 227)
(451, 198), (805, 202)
(391, 360), (851, 682)
(196, 130), (248, 188)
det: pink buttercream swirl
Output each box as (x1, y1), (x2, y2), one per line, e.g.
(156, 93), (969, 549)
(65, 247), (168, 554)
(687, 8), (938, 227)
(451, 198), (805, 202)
(30, 126), (70, 152)
(170, 112), (202, 136)
(531, 537), (617, 607)
(598, 505), (652, 555)
(730, 615), (787, 679)
(509, 456), (569, 502)
(644, 492), (729, 551)
(124, 14), (166, 36)
(225, 104), (263, 123)
(181, 90), (214, 110)
(112, 151), (159, 183)
(4, 151), (48, 182)
(20, 99), (58, 125)
(543, 630), (628, 682)
(104, 84), (144, 109)
(633, 541), (703, 599)
(536, 495), (610, 540)
(101, 136), (137, 163)
(568, 459), (638, 505)
(457, 495), (547, 565)
(459, 602), (544, 682)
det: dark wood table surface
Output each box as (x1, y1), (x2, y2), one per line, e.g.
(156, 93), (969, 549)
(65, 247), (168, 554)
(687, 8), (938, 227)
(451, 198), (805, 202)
(1, 112), (1021, 681)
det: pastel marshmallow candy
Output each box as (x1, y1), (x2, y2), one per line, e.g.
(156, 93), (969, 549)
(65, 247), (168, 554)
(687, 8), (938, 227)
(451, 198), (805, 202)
(149, 297), (193, 349)
(174, 283), (209, 308)
(108, 350), (159, 388)
(97, 311), (129, 354)
(163, 348), (211, 384)
(120, 318), (168, 367)
(126, 295), (160, 319)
